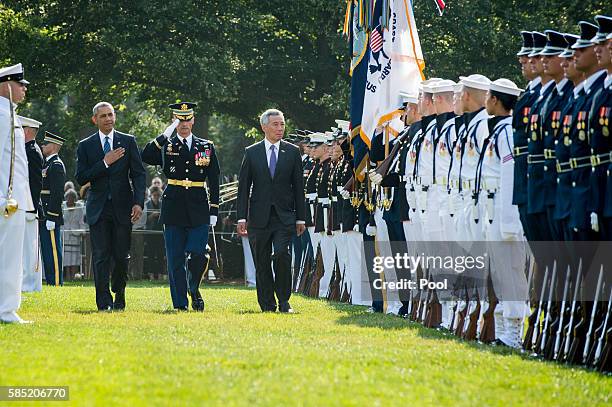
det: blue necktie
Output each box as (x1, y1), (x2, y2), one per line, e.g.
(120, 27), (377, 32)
(104, 136), (111, 200)
(269, 145), (277, 177)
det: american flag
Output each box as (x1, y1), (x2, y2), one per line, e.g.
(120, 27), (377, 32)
(502, 154), (513, 164)
(370, 27), (383, 53)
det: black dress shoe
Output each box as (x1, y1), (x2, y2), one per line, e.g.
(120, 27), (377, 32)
(279, 302), (294, 313)
(98, 305), (112, 312)
(113, 291), (126, 310)
(190, 292), (204, 312)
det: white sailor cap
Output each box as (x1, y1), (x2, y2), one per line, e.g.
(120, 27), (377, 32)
(334, 119), (350, 134)
(0, 63), (29, 85)
(430, 79), (457, 94)
(419, 78), (442, 93)
(453, 83), (463, 93)
(400, 91), (419, 105)
(459, 74), (491, 91)
(489, 79), (523, 96)
(17, 115), (42, 129)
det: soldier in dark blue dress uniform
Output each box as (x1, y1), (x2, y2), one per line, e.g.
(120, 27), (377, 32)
(601, 24), (612, 236)
(526, 31), (556, 241)
(141, 102), (220, 311)
(537, 30), (574, 241)
(587, 15), (612, 239)
(39, 131), (66, 286)
(568, 21), (608, 240)
(513, 31), (544, 241)
(554, 34), (583, 241)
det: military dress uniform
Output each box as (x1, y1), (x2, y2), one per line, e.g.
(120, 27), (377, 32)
(602, 75), (612, 236)
(512, 32), (546, 240)
(21, 116), (44, 292)
(0, 63), (35, 323)
(39, 132), (66, 286)
(554, 33), (582, 240)
(141, 102), (220, 311)
(526, 79), (556, 240)
(568, 22), (608, 239)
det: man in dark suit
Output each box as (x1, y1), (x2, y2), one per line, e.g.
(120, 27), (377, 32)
(75, 102), (146, 311)
(237, 109), (306, 313)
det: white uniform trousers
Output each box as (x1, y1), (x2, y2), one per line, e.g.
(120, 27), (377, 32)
(22, 213), (42, 292)
(346, 230), (369, 306)
(0, 210), (26, 319)
(318, 232), (336, 297)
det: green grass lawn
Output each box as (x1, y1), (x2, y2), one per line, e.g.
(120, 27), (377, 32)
(1, 282), (610, 406)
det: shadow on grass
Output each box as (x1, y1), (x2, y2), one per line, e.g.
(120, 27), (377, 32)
(63, 280), (255, 291)
(321, 299), (608, 374)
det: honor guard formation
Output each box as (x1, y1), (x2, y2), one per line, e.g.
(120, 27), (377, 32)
(1, 13), (611, 374)
(286, 15), (612, 373)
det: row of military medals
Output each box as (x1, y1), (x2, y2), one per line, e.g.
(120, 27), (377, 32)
(166, 144), (211, 166)
(599, 107), (610, 137)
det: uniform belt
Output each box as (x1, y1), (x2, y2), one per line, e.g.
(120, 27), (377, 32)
(449, 179), (460, 189)
(556, 160), (572, 173)
(527, 154), (545, 164)
(591, 153), (611, 167)
(434, 176), (448, 186)
(462, 180), (473, 190)
(167, 179), (206, 188)
(513, 146), (528, 156)
(331, 197), (338, 202)
(544, 149), (556, 160)
(401, 175), (411, 182)
(41, 190), (50, 195)
(569, 156), (591, 169)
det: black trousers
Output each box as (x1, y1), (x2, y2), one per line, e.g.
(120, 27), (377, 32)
(248, 207), (295, 311)
(89, 200), (132, 309)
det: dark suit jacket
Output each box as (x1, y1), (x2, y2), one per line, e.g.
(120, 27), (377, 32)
(237, 139), (305, 228)
(75, 130), (146, 225)
(25, 140), (43, 217)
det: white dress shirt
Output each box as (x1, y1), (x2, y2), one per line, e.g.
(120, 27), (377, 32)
(178, 134), (193, 150)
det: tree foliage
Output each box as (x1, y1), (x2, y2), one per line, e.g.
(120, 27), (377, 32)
(0, 0), (610, 180)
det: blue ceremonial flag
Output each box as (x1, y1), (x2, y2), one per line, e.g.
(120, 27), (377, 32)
(347, 0), (371, 181)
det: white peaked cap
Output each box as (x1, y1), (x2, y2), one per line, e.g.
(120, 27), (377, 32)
(17, 115), (42, 128)
(335, 119), (350, 133)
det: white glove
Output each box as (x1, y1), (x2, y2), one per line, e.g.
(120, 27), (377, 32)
(501, 232), (520, 241)
(366, 224), (377, 236)
(209, 215), (218, 227)
(371, 173), (383, 185)
(353, 224), (360, 232)
(25, 212), (37, 222)
(340, 189), (350, 200)
(46, 220), (56, 231)
(163, 119), (180, 138)
(590, 212), (599, 232)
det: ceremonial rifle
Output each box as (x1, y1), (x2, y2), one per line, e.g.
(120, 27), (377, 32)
(454, 285), (469, 337)
(582, 266), (604, 364)
(308, 245), (325, 298)
(553, 265), (572, 360)
(561, 259), (582, 360)
(538, 261), (557, 354)
(464, 286), (481, 341)
(479, 271), (498, 344)
(590, 286), (612, 367)
(525, 266), (549, 351)
(567, 262), (598, 364)
(327, 254), (342, 302)
(519, 256), (535, 343)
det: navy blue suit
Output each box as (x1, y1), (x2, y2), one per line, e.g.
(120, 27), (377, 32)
(75, 130), (146, 310)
